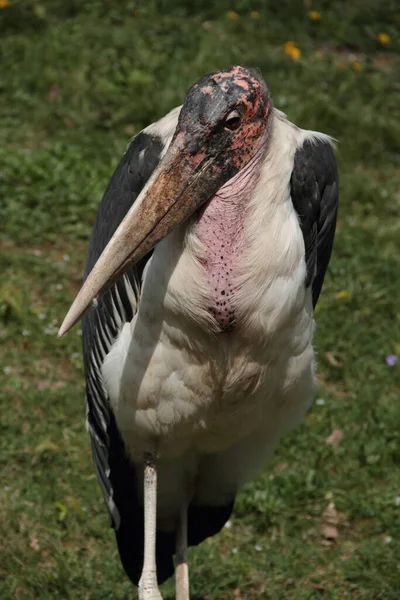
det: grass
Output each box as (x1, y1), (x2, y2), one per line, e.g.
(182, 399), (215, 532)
(1, 1), (400, 598)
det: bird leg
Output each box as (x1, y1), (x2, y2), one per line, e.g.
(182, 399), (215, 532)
(175, 497), (190, 600)
(138, 454), (163, 600)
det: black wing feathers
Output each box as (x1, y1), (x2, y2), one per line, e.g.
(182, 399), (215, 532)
(81, 132), (168, 579)
(83, 132), (163, 278)
(82, 132), (163, 440)
(82, 132), (163, 472)
(290, 138), (339, 307)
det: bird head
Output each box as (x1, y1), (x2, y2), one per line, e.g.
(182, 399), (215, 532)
(59, 66), (272, 336)
(174, 65), (271, 179)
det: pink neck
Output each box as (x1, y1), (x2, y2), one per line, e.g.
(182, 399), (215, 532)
(194, 148), (264, 330)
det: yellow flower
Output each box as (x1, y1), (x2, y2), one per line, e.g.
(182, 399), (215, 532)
(336, 290), (350, 299)
(283, 41), (301, 61)
(290, 47), (301, 60)
(0, 0), (9, 8)
(351, 60), (362, 72)
(250, 11), (260, 19)
(226, 11), (239, 20)
(377, 32), (391, 45)
(308, 10), (321, 21)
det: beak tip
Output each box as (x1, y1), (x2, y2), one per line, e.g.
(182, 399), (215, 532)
(58, 310), (77, 339)
(58, 286), (90, 340)
(58, 322), (68, 339)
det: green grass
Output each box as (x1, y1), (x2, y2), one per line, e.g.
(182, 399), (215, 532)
(1, 1), (400, 598)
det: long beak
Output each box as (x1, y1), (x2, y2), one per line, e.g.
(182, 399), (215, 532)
(58, 136), (220, 337)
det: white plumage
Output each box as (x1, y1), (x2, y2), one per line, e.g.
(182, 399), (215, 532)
(101, 107), (327, 519)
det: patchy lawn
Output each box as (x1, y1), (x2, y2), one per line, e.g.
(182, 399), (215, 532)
(1, 1), (399, 599)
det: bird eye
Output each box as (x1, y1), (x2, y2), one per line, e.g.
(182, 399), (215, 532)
(224, 111), (241, 131)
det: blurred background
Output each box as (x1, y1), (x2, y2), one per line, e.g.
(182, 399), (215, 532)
(1, 1), (399, 598)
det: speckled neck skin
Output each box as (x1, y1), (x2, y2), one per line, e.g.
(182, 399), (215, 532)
(194, 144), (266, 330)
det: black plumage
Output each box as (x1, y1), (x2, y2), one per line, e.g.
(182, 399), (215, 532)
(290, 139), (339, 307)
(82, 132), (165, 582)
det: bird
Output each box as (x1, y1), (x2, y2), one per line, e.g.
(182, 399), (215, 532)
(59, 65), (338, 600)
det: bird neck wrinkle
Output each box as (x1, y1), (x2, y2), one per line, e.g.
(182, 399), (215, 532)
(193, 147), (265, 331)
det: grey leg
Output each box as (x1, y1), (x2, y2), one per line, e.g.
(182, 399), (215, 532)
(138, 454), (163, 600)
(175, 499), (190, 600)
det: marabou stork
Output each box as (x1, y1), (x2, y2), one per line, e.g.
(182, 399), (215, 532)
(59, 66), (338, 600)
